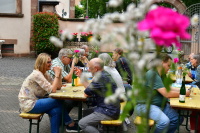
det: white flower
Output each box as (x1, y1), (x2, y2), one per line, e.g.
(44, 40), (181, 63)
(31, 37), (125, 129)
(119, 94), (127, 101)
(137, 59), (146, 69)
(128, 52), (140, 61)
(127, 3), (136, 12)
(60, 30), (73, 41)
(80, 72), (90, 83)
(149, 4), (158, 11)
(104, 95), (117, 104)
(109, 0), (122, 8)
(191, 14), (199, 26)
(127, 90), (132, 97)
(50, 36), (63, 48)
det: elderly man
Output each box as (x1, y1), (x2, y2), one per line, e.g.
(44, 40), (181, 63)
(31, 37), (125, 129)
(81, 45), (90, 58)
(48, 48), (76, 82)
(48, 48), (79, 132)
(135, 53), (191, 133)
(78, 58), (120, 133)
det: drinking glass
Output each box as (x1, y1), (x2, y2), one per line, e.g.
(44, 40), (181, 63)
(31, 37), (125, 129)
(189, 86), (194, 99)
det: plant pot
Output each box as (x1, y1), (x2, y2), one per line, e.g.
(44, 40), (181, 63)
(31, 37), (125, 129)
(80, 38), (88, 42)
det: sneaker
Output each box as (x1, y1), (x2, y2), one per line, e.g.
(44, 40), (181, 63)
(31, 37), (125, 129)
(66, 123), (81, 133)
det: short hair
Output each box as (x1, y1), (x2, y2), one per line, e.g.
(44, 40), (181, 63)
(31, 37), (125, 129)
(158, 53), (172, 62)
(34, 53), (50, 73)
(98, 53), (115, 67)
(90, 58), (104, 70)
(80, 45), (89, 51)
(114, 48), (123, 55)
(193, 54), (200, 65)
(77, 49), (85, 56)
(58, 48), (73, 59)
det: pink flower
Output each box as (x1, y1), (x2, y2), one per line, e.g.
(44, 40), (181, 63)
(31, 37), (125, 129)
(95, 50), (98, 53)
(72, 33), (78, 36)
(74, 50), (80, 53)
(137, 7), (191, 48)
(173, 58), (179, 63)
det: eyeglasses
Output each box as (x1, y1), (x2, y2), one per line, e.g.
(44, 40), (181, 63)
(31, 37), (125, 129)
(64, 56), (73, 60)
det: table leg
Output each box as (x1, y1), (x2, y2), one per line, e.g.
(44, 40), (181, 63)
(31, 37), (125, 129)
(195, 113), (199, 133)
(61, 101), (65, 133)
(78, 101), (82, 133)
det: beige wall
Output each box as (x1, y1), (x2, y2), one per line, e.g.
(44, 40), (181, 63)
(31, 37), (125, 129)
(0, 0), (31, 55)
(59, 20), (124, 52)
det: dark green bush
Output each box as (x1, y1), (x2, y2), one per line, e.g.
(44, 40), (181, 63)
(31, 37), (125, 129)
(32, 12), (60, 57)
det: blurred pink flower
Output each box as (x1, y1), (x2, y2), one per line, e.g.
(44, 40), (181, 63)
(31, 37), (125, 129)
(137, 7), (191, 48)
(173, 58), (179, 63)
(74, 50), (80, 53)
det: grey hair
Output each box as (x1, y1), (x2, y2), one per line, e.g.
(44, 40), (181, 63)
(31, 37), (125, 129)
(192, 54), (200, 66)
(58, 48), (73, 59)
(98, 53), (115, 67)
(77, 49), (85, 56)
(81, 45), (89, 50)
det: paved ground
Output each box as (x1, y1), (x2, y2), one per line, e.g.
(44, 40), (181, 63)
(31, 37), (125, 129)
(0, 57), (190, 133)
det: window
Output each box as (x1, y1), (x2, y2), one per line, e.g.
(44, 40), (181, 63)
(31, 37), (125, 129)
(0, 0), (16, 13)
(0, 0), (23, 17)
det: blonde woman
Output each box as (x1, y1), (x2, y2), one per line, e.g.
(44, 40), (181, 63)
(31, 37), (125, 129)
(18, 53), (78, 133)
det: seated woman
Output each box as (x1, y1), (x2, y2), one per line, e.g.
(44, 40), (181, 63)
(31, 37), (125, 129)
(18, 53), (78, 133)
(98, 53), (126, 94)
(112, 48), (132, 91)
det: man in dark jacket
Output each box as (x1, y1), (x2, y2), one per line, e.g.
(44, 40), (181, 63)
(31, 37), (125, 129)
(78, 58), (120, 133)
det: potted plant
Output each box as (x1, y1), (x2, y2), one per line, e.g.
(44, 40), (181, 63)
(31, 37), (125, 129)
(80, 32), (93, 42)
(71, 33), (78, 42)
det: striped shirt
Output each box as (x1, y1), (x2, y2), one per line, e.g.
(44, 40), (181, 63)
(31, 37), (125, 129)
(48, 57), (70, 79)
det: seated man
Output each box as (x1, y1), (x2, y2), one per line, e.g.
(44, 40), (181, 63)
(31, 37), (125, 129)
(186, 53), (196, 80)
(135, 53), (190, 133)
(78, 58), (120, 133)
(48, 48), (77, 83)
(48, 48), (79, 132)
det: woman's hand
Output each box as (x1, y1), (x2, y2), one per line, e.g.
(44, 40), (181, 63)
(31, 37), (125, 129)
(53, 66), (62, 77)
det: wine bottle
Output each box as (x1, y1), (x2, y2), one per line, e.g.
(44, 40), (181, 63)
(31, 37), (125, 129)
(179, 76), (186, 103)
(72, 73), (77, 86)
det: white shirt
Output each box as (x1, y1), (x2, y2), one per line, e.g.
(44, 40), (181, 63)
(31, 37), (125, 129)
(104, 66), (126, 93)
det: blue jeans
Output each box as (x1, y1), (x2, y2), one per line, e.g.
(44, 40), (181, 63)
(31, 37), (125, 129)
(135, 103), (181, 133)
(28, 98), (72, 133)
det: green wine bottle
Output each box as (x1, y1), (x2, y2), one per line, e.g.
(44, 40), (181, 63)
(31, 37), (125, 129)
(179, 76), (186, 103)
(72, 73), (77, 86)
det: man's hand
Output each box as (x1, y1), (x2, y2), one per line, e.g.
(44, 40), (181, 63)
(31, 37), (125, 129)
(188, 72), (192, 78)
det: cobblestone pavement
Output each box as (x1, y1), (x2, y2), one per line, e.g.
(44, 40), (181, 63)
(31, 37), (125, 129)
(0, 57), (190, 133)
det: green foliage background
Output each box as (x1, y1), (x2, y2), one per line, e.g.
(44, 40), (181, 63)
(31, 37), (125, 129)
(80, 0), (133, 18)
(32, 12), (60, 57)
(79, 0), (199, 18)
(75, 5), (85, 18)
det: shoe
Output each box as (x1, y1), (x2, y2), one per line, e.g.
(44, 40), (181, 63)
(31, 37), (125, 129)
(66, 123), (81, 133)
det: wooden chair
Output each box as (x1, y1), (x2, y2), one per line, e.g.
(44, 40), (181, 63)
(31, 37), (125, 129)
(19, 112), (44, 133)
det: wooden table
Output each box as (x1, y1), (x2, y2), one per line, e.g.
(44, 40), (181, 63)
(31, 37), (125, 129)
(170, 87), (200, 133)
(49, 83), (87, 133)
(169, 74), (193, 83)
